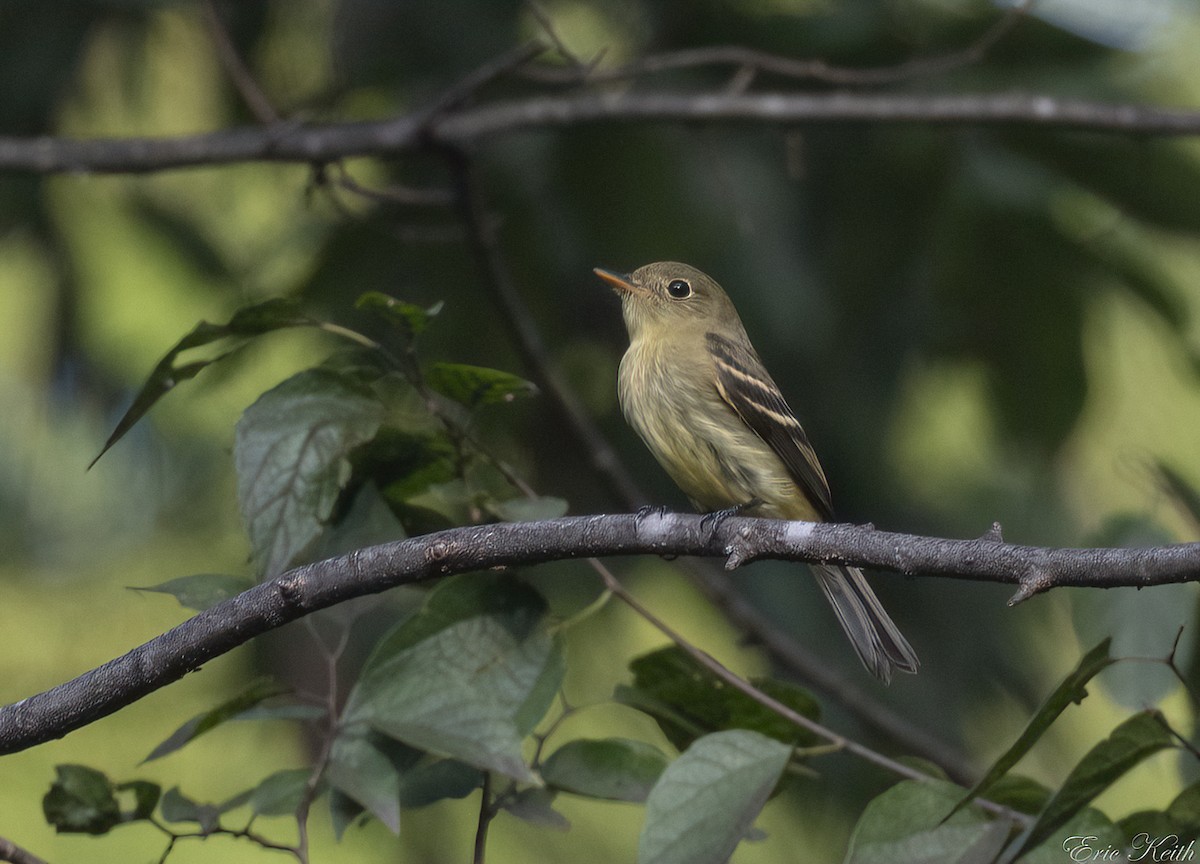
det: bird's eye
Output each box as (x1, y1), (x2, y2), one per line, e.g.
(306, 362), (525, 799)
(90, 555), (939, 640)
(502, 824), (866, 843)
(666, 279), (692, 299)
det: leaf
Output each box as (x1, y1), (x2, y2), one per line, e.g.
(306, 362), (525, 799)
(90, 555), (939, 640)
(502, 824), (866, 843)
(620, 646), (821, 752)
(949, 639), (1113, 818)
(355, 293), (442, 339)
(159, 787), (221, 833)
(846, 779), (1013, 864)
(42, 765), (121, 835)
(90, 298), (314, 468)
(342, 574), (564, 783)
(1014, 710), (1175, 856)
(116, 781), (161, 822)
(1018, 807), (1123, 864)
(638, 730), (790, 864)
(144, 679), (288, 762)
(502, 788), (570, 831)
(235, 368), (385, 578)
(397, 758), (481, 809)
(129, 573), (253, 612)
(1167, 780), (1200, 833)
(403, 478), (472, 525)
(250, 768), (313, 817)
(488, 495), (569, 522)
(542, 738), (668, 802)
(425, 362), (537, 407)
(326, 728), (412, 835)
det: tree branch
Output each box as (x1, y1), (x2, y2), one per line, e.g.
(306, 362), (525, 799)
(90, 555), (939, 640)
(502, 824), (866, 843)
(3, 91), (1200, 175)
(2, 512), (1198, 755)
(0, 837), (48, 864)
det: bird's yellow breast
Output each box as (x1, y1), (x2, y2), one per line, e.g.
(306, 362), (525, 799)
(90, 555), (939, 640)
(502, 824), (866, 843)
(617, 335), (821, 521)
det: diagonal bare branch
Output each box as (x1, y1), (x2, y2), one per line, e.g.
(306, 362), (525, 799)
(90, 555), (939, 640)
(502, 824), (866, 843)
(2, 511), (1199, 756)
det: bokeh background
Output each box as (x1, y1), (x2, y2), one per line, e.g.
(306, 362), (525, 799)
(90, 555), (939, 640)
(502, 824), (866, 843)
(3, 0), (1200, 861)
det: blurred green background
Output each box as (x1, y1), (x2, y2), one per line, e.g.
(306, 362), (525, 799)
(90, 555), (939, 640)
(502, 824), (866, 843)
(3, 0), (1200, 861)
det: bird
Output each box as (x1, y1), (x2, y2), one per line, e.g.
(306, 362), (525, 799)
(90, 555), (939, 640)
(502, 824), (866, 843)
(595, 261), (918, 683)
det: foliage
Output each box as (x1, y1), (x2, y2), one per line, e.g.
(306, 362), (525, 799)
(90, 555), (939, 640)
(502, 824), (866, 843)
(4, 1), (1200, 863)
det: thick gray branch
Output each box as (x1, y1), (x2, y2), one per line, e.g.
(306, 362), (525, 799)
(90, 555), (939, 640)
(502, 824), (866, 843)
(1, 92), (1199, 175)
(2, 513), (1198, 755)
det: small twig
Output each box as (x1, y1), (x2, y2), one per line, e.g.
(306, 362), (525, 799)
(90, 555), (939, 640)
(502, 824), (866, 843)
(202, 0), (280, 125)
(473, 773), (495, 864)
(522, 0), (587, 70)
(595, 562), (1028, 823)
(520, 0), (1032, 87)
(0, 837), (49, 864)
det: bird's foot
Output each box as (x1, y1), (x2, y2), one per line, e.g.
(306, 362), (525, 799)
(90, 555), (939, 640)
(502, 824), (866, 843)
(635, 504), (671, 528)
(699, 498), (762, 537)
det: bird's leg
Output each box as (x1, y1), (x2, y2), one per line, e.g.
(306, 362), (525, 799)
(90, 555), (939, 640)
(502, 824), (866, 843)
(699, 498), (763, 536)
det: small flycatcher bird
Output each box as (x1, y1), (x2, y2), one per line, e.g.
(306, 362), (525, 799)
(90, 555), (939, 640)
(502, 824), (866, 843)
(596, 262), (918, 683)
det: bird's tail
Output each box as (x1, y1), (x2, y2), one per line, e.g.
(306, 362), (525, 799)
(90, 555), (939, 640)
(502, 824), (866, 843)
(811, 564), (919, 684)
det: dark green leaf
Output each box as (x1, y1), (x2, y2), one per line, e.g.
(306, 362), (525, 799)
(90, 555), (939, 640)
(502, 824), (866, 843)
(326, 727), (412, 834)
(1167, 781), (1200, 833)
(355, 293), (442, 338)
(1019, 807), (1123, 864)
(1016, 710), (1175, 856)
(116, 780), (161, 822)
(42, 765), (121, 835)
(143, 679), (288, 762)
(488, 495), (569, 522)
(542, 738), (668, 802)
(342, 574), (563, 782)
(502, 788), (570, 831)
(235, 368), (385, 577)
(90, 298), (313, 468)
(949, 639), (1113, 818)
(638, 730), (790, 864)
(250, 768), (313, 817)
(846, 778), (1011, 864)
(620, 646), (820, 752)
(403, 478), (472, 525)
(329, 788), (367, 840)
(159, 787), (221, 833)
(129, 573), (253, 612)
(425, 362), (537, 407)
(982, 775), (1050, 816)
(398, 759), (481, 809)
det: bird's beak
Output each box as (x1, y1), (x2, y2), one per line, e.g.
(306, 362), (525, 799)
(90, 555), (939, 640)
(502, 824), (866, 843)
(593, 268), (645, 297)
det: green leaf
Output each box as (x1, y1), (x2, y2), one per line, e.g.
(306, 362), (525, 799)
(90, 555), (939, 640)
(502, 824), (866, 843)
(620, 646), (820, 752)
(638, 730), (790, 864)
(949, 639), (1113, 818)
(425, 362), (537, 407)
(403, 478), (472, 525)
(116, 781), (161, 822)
(397, 758), (481, 809)
(250, 768), (313, 817)
(42, 765), (121, 835)
(846, 778), (1012, 864)
(488, 495), (569, 522)
(343, 574), (564, 783)
(90, 298), (314, 468)
(542, 738), (669, 802)
(159, 787), (221, 833)
(1015, 710), (1175, 856)
(326, 727), (412, 835)
(144, 679), (288, 762)
(235, 368), (385, 577)
(983, 774), (1051, 816)
(502, 788), (570, 831)
(1019, 807), (1123, 864)
(355, 293), (442, 339)
(1167, 781), (1200, 833)
(129, 573), (253, 612)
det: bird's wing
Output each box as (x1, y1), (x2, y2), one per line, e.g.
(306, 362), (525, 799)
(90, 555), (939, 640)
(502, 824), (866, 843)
(706, 332), (835, 520)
